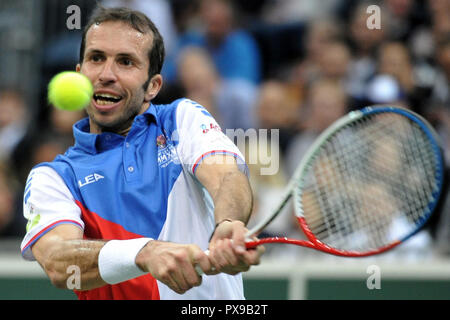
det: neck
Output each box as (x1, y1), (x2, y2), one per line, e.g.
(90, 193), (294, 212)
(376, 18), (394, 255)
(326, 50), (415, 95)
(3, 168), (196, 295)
(89, 118), (133, 136)
(89, 102), (150, 136)
(116, 127), (131, 136)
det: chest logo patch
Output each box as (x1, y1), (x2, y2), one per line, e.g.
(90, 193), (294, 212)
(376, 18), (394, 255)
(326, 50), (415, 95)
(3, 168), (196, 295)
(157, 134), (179, 168)
(78, 173), (105, 188)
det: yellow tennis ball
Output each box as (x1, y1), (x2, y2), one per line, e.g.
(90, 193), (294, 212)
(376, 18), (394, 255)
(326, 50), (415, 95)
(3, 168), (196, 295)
(48, 71), (93, 111)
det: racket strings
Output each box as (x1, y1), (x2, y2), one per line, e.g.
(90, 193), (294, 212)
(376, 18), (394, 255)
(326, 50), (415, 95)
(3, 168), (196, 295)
(391, 117), (436, 222)
(300, 113), (439, 253)
(311, 117), (398, 247)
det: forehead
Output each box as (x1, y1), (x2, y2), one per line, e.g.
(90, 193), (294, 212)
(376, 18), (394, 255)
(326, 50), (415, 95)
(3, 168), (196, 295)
(85, 20), (153, 59)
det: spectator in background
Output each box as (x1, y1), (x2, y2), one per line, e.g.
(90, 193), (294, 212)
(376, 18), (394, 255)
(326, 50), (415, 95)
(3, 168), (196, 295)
(255, 80), (300, 153)
(431, 38), (450, 108)
(285, 79), (348, 176)
(260, 0), (341, 24)
(5, 105), (84, 238)
(177, 46), (223, 123)
(346, 2), (387, 108)
(50, 108), (86, 141)
(348, 2), (387, 58)
(301, 79), (349, 133)
(429, 0), (450, 46)
(0, 162), (24, 237)
(365, 42), (419, 109)
(425, 38), (450, 167)
(0, 88), (29, 163)
(177, 46), (258, 130)
(383, 0), (419, 42)
(163, 0), (262, 86)
(11, 107), (85, 188)
(0, 163), (15, 234)
(317, 40), (353, 89)
(378, 42), (415, 97)
(29, 135), (69, 167)
(290, 19), (344, 88)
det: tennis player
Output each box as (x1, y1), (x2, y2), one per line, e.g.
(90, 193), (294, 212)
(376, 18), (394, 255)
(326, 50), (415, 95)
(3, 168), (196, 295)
(20, 6), (264, 300)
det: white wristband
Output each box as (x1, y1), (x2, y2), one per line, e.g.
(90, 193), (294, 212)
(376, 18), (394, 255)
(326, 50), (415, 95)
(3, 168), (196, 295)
(98, 238), (152, 285)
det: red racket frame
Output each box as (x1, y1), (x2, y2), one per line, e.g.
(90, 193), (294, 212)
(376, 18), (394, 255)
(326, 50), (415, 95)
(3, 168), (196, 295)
(245, 217), (401, 257)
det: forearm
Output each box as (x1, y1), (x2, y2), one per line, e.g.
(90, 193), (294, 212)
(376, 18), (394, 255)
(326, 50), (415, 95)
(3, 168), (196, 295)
(211, 170), (253, 225)
(39, 239), (106, 290)
(192, 155), (264, 275)
(203, 170), (264, 275)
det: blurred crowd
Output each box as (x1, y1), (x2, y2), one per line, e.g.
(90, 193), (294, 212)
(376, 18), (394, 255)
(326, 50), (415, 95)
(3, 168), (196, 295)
(0, 0), (449, 260)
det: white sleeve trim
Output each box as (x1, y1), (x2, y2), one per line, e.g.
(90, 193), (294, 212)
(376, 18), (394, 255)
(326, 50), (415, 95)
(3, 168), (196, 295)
(21, 166), (84, 261)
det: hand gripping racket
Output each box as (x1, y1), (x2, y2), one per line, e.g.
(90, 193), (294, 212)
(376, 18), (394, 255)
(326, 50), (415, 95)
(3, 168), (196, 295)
(243, 106), (445, 257)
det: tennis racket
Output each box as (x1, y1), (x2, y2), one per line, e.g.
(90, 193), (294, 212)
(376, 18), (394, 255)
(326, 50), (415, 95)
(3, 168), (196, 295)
(243, 106), (445, 257)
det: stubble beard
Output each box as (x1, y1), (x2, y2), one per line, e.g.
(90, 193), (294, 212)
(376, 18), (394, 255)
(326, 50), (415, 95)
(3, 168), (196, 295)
(89, 90), (146, 135)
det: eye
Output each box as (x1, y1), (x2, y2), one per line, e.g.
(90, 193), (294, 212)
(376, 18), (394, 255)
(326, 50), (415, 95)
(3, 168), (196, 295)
(90, 54), (104, 62)
(119, 57), (133, 66)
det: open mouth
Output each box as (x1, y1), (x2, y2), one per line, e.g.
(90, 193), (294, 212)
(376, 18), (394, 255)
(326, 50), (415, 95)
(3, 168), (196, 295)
(93, 93), (123, 106)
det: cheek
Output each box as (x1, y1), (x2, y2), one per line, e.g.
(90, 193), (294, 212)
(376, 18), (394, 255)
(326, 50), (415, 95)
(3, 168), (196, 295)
(80, 65), (97, 83)
(124, 83), (147, 106)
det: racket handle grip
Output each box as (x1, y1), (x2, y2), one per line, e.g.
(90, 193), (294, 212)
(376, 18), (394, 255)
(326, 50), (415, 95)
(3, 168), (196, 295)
(195, 239), (259, 275)
(195, 249), (210, 276)
(194, 240), (257, 276)
(195, 265), (204, 276)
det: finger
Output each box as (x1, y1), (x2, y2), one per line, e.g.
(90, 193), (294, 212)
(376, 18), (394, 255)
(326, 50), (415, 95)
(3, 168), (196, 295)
(203, 247), (221, 275)
(196, 252), (220, 276)
(169, 276), (188, 294)
(231, 227), (247, 255)
(173, 246), (207, 291)
(218, 239), (240, 267)
(167, 250), (199, 294)
(238, 244), (266, 267)
(209, 239), (236, 270)
(159, 265), (187, 294)
(180, 262), (202, 291)
(169, 263), (192, 294)
(190, 247), (213, 278)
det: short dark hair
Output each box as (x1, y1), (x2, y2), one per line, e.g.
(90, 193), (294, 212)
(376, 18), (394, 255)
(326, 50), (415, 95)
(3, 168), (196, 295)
(79, 6), (165, 78)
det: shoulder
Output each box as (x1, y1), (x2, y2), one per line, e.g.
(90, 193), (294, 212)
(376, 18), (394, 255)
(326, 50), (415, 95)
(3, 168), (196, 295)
(154, 98), (203, 114)
(29, 156), (82, 199)
(33, 155), (75, 180)
(174, 98), (211, 118)
(26, 165), (69, 192)
(24, 165), (73, 208)
(177, 30), (205, 47)
(154, 98), (211, 130)
(227, 30), (259, 47)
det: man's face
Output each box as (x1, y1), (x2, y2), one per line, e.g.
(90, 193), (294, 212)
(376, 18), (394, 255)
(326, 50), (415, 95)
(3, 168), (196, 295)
(77, 21), (153, 134)
(201, 0), (232, 43)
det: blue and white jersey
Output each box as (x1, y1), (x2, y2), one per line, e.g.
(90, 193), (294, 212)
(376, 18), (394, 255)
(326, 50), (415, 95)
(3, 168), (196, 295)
(20, 98), (248, 300)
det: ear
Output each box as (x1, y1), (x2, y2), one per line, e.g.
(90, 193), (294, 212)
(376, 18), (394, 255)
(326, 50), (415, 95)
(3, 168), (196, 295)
(76, 64), (81, 72)
(144, 74), (163, 102)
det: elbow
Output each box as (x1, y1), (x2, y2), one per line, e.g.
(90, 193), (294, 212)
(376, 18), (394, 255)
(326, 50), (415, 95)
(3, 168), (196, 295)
(44, 260), (69, 289)
(50, 276), (68, 290)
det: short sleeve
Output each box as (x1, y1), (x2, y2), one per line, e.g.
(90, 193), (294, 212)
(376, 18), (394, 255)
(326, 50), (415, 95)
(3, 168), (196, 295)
(21, 166), (84, 261)
(174, 99), (248, 176)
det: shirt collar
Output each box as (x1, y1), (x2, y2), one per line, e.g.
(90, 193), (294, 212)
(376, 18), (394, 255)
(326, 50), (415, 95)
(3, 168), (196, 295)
(73, 103), (158, 154)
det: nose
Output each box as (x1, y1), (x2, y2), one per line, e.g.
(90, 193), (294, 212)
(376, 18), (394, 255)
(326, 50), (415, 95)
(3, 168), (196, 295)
(98, 59), (118, 84)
